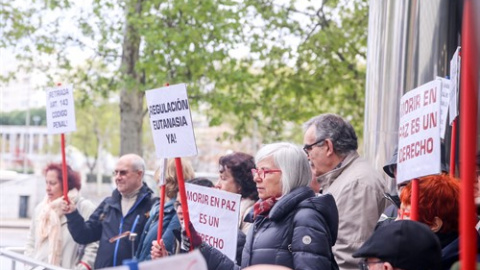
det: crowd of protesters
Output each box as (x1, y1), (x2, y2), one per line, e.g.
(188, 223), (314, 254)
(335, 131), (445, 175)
(23, 113), (480, 270)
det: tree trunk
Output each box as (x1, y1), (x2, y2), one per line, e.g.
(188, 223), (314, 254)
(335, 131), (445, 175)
(119, 0), (144, 156)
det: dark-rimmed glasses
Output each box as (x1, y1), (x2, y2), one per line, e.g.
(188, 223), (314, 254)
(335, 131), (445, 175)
(303, 139), (325, 155)
(251, 168), (282, 179)
(358, 260), (384, 270)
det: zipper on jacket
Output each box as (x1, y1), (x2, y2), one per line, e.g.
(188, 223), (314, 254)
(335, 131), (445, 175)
(112, 192), (150, 266)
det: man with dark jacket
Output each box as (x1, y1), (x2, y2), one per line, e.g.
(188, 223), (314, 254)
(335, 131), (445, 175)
(62, 154), (155, 268)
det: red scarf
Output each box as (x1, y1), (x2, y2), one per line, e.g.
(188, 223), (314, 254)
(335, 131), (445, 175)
(253, 197), (278, 219)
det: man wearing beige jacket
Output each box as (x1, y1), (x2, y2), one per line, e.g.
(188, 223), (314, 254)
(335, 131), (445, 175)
(303, 113), (388, 270)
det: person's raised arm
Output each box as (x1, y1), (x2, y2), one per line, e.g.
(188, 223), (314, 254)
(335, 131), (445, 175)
(63, 199), (105, 244)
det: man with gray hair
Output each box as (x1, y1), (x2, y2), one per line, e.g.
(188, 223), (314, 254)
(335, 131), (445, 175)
(63, 154), (156, 268)
(303, 114), (387, 270)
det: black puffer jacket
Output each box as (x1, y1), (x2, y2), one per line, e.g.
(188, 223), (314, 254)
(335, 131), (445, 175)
(66, 183), (155, 269)
(199, 186), (339, 270)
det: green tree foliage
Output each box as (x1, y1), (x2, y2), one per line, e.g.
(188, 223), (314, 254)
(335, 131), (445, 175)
(0, 108), (46, 126)
(1, 0), (369, 154)
(71, 99), (120, 173)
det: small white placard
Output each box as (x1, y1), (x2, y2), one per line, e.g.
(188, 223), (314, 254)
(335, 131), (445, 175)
(397, 80), (442, 184)
(157, 158), (168, 187)
(146, 83), (198, 158)
(186, 183), (241, 261)
(45, 84), (76, 134)
(437, 77), (450, 139)
(449, 47), (461, 124)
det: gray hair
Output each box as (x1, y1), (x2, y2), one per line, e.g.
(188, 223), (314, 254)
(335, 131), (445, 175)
(255, 142), (311, 195)
(303, 113), (358, 156)
(123, 154), (146, 178)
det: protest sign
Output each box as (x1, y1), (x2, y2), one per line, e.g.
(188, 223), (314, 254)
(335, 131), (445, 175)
(158, 158), (168, 187)
(146, 83), (198, 158)
(98, 251), (207, 270)
(45, 84), (76, 134)
(397, 80), (441, 184)
(140, 250), (207, 270)
(449, 47), (461, 124)
(437, 77), (450, 139)
(185, 183), (241, 261)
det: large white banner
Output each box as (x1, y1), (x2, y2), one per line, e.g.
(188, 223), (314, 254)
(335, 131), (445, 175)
(99, 250), (207, 270)
(45, 84), (76, 134)
(185, 183), (241, 261)
(397, 80), (441, 184)
(139, 250), (207, 270)
(145, 83), (198, 158)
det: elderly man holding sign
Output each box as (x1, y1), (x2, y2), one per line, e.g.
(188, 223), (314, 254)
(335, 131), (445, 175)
(62, 154), (156, 268)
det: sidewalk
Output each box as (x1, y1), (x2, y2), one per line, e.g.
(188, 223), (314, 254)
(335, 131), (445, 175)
(0, 218), (31, 229)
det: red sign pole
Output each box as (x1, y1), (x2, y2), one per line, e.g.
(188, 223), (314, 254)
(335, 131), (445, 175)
(410, 178), (419, 221)
(60, 134), (69, 203)
(175, 157), (193, 250)
(56, 82), (70, 203)
(459, 1), (478, 269)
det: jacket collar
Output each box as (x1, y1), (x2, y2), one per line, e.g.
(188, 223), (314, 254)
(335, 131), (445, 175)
(108, 182), (153, 209)
(268, 186), (315, 221)
(317, 151), (359, 190)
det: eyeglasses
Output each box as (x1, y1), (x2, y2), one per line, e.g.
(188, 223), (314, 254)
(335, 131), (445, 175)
(358, 260), (384, 270)
(251, 168), (282, 179)
(112, 170), (130, 176)
(303, 139), (325, 155)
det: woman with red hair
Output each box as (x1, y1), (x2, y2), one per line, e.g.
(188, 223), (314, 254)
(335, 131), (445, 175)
(398, 174), (480, 269)
(24, 163), (98, 269)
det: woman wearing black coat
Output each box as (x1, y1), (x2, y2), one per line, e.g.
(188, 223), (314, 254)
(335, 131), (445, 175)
(154, 142), (339, 270)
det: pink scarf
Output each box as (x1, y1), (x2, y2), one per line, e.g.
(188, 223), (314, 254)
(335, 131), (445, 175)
(36, 188), (78, 265)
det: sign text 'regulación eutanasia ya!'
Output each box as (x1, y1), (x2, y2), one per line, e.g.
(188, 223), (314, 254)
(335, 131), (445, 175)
(398, 88), (438, 163)
(149, 98), (190, 143)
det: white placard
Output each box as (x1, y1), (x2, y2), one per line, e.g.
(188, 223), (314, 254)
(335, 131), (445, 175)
(449, 47), (461, 124)
(45, 84), (76, 134)
(186, 183), (241, 261)
(139, 250), (207, 270)
(437, 77), (450, 139)
(397, 80), (441, 184)
(146, 83), (198, 158)
(158, 158), (168, 187)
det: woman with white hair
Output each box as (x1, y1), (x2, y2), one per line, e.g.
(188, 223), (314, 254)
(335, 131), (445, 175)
(153, 142), (339, 270)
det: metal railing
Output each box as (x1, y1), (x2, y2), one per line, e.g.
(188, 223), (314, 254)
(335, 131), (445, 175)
(0, 247), (67, 270)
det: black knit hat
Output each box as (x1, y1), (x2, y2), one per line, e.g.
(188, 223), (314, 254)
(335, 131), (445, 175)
(383, 147), (398, 178)
(353, 220), (442, 270)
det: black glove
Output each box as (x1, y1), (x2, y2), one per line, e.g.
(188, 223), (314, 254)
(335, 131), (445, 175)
(180, 222), (203, 252)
